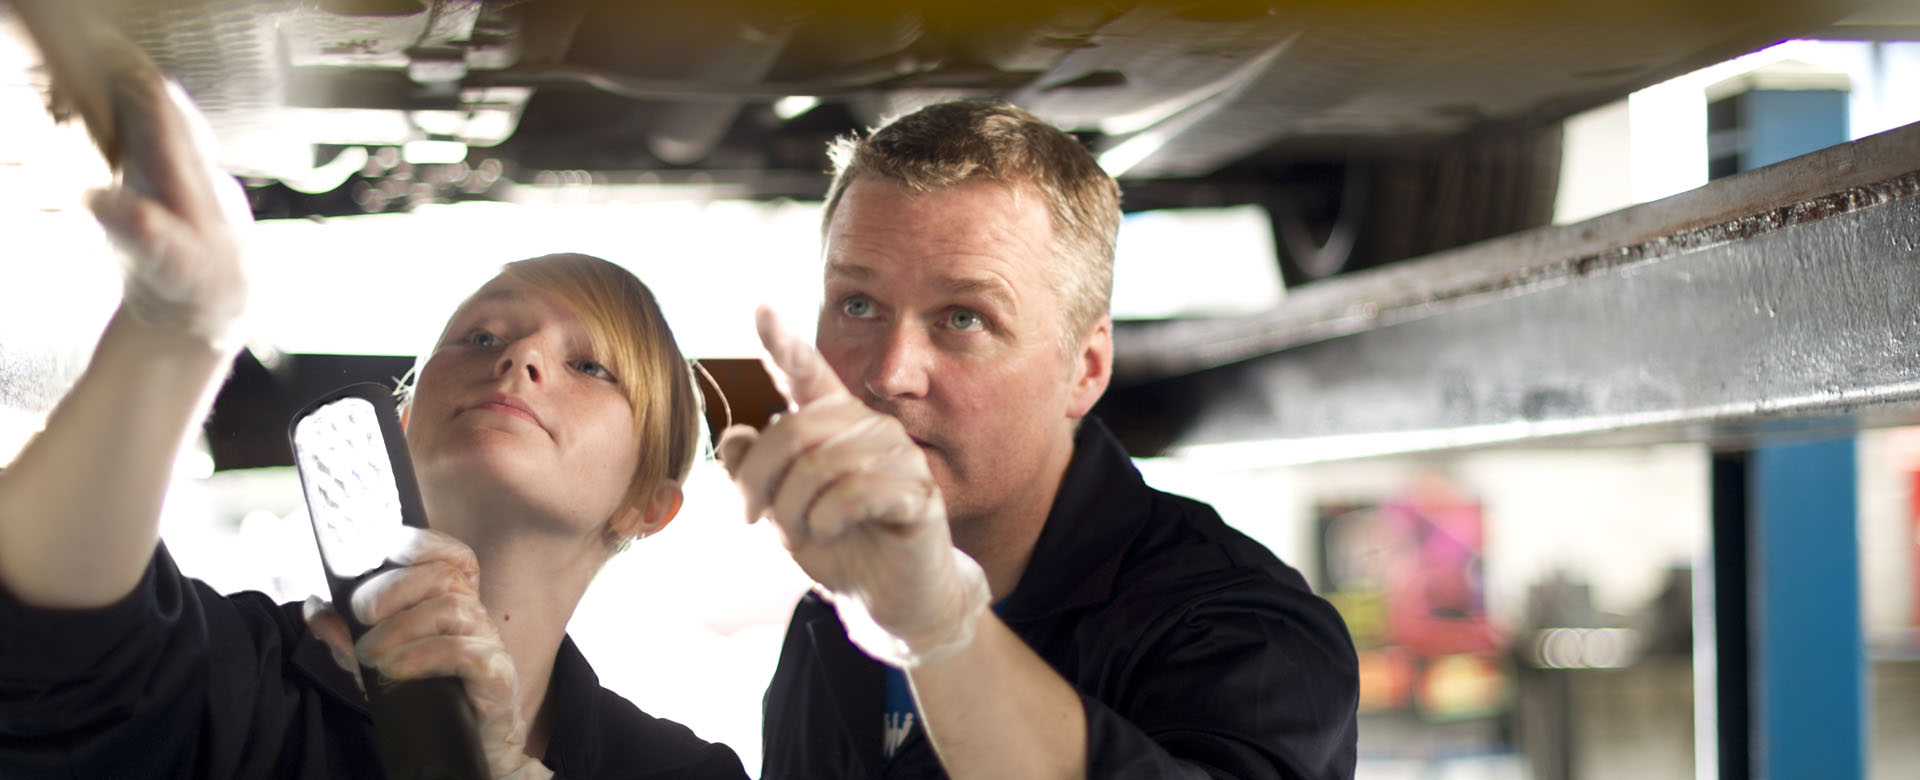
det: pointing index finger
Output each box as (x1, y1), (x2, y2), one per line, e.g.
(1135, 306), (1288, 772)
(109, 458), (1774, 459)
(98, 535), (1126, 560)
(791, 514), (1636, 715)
(756, 306), (849, 409)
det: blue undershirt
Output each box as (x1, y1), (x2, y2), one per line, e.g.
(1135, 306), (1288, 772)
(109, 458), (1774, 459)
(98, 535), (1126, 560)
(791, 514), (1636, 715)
(881, 666), (917, 760)
(882, 602), (1004, 761)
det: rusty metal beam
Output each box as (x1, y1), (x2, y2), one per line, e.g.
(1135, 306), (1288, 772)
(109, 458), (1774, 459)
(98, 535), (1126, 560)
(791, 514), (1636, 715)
(1101, 122), (1920, 459)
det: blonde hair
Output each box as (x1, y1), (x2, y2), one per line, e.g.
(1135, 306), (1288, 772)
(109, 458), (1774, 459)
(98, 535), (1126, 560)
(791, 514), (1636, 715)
(821, 101), (1123, 351)
(403, 253), (702, 514)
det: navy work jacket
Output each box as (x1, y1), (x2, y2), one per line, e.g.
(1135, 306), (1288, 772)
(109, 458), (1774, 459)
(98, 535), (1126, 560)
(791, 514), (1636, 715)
(760, 417), (1360, 779)
(0, 546), (746, 779)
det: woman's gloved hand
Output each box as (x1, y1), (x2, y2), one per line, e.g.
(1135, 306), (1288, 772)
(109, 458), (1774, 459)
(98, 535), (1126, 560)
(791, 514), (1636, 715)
(82, 63), (251, 350)
(305, 529), (554, 780)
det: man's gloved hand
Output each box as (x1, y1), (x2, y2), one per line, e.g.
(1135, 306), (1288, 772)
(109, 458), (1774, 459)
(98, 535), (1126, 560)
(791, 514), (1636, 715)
(718, 307), (991, 668)
(305, 529), (553, 780)
(82, 67), (251, 350)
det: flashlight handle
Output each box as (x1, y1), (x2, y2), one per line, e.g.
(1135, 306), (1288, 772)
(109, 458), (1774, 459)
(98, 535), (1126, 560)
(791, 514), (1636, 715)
(367, 674), (490, 780)
(330, 566), (491, 780)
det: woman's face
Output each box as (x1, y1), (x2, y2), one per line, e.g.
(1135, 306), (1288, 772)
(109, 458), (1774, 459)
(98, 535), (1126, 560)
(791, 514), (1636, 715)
(404, 275), (642, 540)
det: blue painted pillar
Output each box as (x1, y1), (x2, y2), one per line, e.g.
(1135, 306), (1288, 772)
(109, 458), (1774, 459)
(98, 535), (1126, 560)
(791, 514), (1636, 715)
(1703, 68), (1862, 780)
(1750, 439), (1865, 778)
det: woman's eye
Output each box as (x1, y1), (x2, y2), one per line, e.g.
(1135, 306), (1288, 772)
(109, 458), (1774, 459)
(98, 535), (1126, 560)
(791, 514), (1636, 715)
(946, 309), (984, 332)
(467, 330), (502, 347)
(574, 360), (614, 381)
(841, 295), (875, 319)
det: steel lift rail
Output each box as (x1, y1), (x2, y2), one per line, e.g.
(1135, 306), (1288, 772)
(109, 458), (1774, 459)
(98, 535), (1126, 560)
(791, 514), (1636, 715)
(1106, 119), (1920, 780)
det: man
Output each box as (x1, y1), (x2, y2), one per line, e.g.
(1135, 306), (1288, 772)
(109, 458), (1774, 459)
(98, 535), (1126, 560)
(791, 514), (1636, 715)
(720, 101), (1358, 779)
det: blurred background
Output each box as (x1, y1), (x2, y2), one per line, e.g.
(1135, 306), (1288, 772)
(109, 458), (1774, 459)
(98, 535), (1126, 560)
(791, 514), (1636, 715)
(4, 1), (1920, 777)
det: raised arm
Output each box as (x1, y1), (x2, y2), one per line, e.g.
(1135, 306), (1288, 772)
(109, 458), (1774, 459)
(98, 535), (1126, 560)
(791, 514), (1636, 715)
(721, 308), (1085, 779)
(0, 13), (249, 609)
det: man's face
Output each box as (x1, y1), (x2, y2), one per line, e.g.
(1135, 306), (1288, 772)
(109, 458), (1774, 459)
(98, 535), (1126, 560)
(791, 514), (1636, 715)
(816, 176), (1109, 530)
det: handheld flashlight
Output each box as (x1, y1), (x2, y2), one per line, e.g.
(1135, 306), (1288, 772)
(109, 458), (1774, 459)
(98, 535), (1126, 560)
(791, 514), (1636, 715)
(289, 383), (490, 780)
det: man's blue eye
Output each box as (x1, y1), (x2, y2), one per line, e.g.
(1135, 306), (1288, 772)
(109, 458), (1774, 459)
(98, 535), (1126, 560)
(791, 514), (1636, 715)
(468, 330), (501, 347)
(947, 309), (983, 331)
(842, 296), (874, 318)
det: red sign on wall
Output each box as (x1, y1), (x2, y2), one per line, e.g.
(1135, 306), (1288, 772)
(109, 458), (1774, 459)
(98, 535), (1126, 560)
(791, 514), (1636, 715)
(1911, 471), (1919, 628)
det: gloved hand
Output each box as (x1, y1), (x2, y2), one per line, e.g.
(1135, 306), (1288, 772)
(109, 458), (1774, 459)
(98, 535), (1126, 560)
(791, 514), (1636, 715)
(82, 67), (251, 350)
(719, 307), (991, 668)
(306, 529), (553, 780)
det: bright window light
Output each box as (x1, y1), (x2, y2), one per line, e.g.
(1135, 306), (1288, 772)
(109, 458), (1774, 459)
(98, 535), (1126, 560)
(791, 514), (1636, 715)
(402, 138), (468, 165)
(1624, 39), (1912, 206)
(243, 200), (1286, 360)
(1112, 205), (1284, 319)
(772, 95), (819, 120)
(0, 406), (43, 466)
(245, 200), (827, 358)
(243, 199), (1285, 359)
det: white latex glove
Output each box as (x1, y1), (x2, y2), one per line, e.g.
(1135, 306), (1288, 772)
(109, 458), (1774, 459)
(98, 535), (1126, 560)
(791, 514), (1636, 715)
(719, 307), (991, 668)
(83, 69), (251, 350)
(306, 529), (552, 780)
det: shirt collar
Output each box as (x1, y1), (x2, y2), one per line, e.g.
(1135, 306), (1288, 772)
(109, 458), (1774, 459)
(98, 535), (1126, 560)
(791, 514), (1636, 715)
(996, 416), (1152, 623)
(538, 635), (600, 772)
(288, 627), (371, 716)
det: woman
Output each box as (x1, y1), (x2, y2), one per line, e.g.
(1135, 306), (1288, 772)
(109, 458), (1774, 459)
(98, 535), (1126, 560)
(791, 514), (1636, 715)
(0, 53), (746, 780)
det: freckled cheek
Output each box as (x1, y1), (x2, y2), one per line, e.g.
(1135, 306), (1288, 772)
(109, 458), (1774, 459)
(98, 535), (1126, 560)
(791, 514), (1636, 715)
(408, 379), (459, 434)
(403, 375), (444, 438)
(579, 449), (624, 485)
(410, 356), (460, 407)
(400, 412), (426, 455)
(579, 400), (641, 474)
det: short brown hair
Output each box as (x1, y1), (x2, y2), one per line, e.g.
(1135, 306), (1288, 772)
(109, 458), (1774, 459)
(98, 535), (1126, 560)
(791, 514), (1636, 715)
(821, 101), (1122, 350)
(405, 253), (702, 515)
